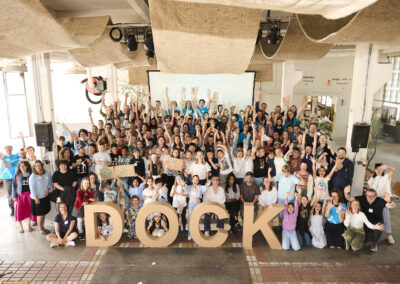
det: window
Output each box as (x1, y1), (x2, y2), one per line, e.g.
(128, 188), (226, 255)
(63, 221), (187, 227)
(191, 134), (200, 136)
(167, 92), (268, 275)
(383, 57), (400, 120)
(2, 71), (30, 138)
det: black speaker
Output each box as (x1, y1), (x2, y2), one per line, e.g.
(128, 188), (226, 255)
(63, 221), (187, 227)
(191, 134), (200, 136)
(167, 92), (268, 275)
(34, 122), (54, 151)
(351, 123), (370, 152)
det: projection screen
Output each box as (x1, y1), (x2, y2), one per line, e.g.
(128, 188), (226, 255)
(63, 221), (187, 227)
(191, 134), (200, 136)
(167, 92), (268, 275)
(148, 71), (255, 112)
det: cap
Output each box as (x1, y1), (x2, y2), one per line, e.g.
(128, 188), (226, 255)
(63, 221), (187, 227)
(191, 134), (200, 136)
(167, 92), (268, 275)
(76, 144), (84, 150)
(132, 148), (139, 153)
(245, 171), (254, 177)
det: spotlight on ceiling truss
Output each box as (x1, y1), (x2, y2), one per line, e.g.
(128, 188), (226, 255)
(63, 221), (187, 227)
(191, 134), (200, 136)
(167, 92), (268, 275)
(144, 28), (155, 59)
(257, 10), (284, 45)
(125, 28), (138, 51)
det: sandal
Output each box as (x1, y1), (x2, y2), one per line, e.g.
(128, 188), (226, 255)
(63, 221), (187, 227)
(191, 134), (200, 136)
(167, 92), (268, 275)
(19, 229), (24, 233)
(28, 227), (33, 232)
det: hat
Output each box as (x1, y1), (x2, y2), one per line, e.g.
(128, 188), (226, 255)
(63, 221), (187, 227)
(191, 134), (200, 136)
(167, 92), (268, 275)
(132, 148), (139, 153)
(76, 144), (84, 150)
(245, 171), (254, 177)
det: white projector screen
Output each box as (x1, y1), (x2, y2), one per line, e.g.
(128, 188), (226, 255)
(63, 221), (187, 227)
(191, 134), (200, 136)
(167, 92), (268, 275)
(148, 71), (255, 112)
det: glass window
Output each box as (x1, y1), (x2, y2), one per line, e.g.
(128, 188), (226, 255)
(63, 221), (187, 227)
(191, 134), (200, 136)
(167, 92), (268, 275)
(2, 71), (30, 138)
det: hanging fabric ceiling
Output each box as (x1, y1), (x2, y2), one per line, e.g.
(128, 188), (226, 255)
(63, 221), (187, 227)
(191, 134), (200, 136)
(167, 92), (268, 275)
(0, 0), (110, 58)
(148, 0), (261, 74)
(259, 16), (332, 61)
(172, 0), (378, 19)
(296, 0), (400, 46)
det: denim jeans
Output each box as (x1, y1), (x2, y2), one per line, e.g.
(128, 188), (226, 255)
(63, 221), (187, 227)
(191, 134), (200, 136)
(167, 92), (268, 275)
(282, 230), (300, 251)
(254, 177), (264, 186)
(188, 200), (200, 237)
(204, 213), (225, 232)
(383, 207), (391, 234)
(3, 179), (14, 213)
(296, 230), (312, 247)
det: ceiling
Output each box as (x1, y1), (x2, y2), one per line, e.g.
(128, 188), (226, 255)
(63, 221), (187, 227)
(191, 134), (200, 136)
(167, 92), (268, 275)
(40, 0), (150, 24)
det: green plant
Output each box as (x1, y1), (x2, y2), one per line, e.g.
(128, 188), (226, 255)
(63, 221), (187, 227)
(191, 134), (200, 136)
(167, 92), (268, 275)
(366, 107), (383, 169)
(118, 80), (148, 104)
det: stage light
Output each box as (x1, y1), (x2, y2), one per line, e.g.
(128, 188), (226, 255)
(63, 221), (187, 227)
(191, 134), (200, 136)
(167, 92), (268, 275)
(125, 32), (138, 52)
(109, 27), (123, 42)
(268, 23), (281, 44)
(144, 29), (155, 59)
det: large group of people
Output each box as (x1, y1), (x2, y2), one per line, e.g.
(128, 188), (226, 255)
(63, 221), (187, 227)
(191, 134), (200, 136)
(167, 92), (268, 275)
(0, 87), (397, 251)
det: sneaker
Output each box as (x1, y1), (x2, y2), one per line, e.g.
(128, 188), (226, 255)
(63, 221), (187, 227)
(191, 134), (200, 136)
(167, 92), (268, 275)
(369, 243), (378, 252)
(388, 235), (395, 244)
(50, 242), (59, 248)
(187, 236), (192, 241)
(204, 231), (210, 237)
(235, 222), (243, 230)
(229, 228), (236, 236)
(123, 228), (129, 233)
(79, 233), (85, 240)
(66, 241), (75, 247)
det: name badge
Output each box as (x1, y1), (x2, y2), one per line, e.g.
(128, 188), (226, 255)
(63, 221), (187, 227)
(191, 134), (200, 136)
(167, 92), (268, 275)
(64, 220), (69, 225)
(368, 208), (373, 213)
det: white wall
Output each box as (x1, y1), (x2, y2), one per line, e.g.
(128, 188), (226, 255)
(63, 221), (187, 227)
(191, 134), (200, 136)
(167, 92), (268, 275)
(259, 56), (355, 138)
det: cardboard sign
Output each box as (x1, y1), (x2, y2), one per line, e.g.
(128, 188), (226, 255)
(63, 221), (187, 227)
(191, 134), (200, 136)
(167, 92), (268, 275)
(164, 157), (183, 172)
(97, 165), (135, 180)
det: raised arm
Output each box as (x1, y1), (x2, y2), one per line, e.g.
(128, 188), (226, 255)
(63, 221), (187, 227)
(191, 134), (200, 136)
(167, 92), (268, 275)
(343, 185), (355, 202)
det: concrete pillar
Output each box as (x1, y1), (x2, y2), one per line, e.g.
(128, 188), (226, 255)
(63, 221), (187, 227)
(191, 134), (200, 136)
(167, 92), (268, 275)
(26, 53), (58, 169)
(280, 61), (303, 105)
(345, 43), (393, 193)
(106, 64), (119, 101)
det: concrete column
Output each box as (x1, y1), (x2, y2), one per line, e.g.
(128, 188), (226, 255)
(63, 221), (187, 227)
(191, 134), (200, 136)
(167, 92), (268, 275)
(26, 53), (58, 168)
(280, 61), (303, 105)
(345, 43), (393, 192)
(106, 64), (119, 101)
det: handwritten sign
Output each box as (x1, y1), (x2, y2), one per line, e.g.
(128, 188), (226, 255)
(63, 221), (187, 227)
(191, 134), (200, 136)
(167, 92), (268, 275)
(97, 165), (135, 180)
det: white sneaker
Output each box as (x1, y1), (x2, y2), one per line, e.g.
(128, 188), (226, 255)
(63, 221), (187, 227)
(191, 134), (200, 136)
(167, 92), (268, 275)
(388, 235), (395, 244)
(204, 231), (209, 237)
(66, 241), (76, 247)
(50, 242), (59, 248)
(187, 236), (192, 241)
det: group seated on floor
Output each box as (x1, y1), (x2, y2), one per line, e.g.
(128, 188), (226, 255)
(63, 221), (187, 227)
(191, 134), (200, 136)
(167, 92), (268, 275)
(0, 87), (396, 251)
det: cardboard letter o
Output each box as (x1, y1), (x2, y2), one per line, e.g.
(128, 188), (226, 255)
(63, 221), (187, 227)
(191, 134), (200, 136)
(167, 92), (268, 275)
(135, 202), (179, 247)
(242, 202), (284, 249)
(85, 202), (124, 247)
(189, 202), (228, 248)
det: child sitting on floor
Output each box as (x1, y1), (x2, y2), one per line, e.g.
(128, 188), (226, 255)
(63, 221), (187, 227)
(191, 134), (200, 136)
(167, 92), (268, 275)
(147, 213), (168, 238)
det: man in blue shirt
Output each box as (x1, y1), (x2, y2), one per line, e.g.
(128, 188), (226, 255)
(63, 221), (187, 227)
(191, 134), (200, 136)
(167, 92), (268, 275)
(0, 145), (20, 216)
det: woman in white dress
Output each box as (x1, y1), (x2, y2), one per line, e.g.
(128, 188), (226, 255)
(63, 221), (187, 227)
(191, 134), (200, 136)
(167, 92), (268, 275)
(309, 196), (327, 249)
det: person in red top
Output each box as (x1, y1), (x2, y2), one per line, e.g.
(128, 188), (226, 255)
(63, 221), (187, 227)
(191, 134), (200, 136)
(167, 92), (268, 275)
(72, 177), (95, 240)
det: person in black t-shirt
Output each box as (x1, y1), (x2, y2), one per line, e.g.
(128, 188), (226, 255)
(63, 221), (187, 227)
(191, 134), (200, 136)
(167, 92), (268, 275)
(344, 186), (397, 252)
(52, 160), (78, 214)
(109, 143), (120, 166)
(205, 150), (219, 177)
(131, 148), (145, 177)
(71, 144), (91, 186)
(252, 146), (267, 186)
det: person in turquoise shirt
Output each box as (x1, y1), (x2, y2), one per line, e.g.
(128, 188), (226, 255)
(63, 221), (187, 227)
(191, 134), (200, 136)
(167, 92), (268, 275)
(0, 145), (20, 215)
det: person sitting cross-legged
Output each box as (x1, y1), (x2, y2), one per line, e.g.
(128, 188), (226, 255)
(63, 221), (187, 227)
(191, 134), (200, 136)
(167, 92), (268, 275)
(46, 202), (78, 248)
